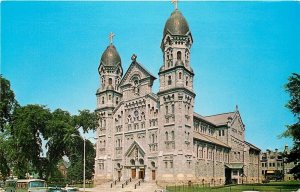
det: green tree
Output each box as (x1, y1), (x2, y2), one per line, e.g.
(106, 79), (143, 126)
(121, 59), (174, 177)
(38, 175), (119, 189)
(11, 105), (52, 178)
(44, 109), (78, 179)
(84, 139), (96, 180)
(284, 73), (300, 179)
(67, 139), (95, 182)
(0, 131), (10, 179)
(0, 75), (19, 179)
(0, 75), (19, 132)
(0, 76), (98, 180)
(73, 110), (98, 132)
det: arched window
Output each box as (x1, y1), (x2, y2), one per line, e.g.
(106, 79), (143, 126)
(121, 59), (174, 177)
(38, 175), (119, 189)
(186, 76), (189, 86)
(165, 132), (169, 141)
(116, 97), (119, 105)
(100, 119), (102, 127)
(179, 72), (182, 79)
(130, 159), (135, 166)
(177, 51), (182, 60)
(166, 36), (171, 45)
(132, 76), (140, 95)
(109, 78), (112, 85)
(151, 161), (156, 168)
(185, 51), (189, 60)
(102, 97), (105, 104)
(139, 159), (144, 165)
(171, 131), (175, 140)
(168, 76), (172, 85)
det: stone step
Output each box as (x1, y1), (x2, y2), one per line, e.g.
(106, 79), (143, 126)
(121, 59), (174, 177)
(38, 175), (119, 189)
(82, 180), (163, 192)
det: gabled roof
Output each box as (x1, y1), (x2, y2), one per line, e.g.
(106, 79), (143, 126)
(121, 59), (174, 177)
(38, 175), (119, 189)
(193, 131), (230, 149)
(124, 140), (146, 157)
(244, 141), (261, 151)
(204, 112), (235, 126)
(193, 112), (216, 126)
(119, 60), (156, 87)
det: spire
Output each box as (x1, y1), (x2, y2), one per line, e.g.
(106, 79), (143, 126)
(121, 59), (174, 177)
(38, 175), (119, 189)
(171, 0), (178, 10)
(108, 32), (115, 44)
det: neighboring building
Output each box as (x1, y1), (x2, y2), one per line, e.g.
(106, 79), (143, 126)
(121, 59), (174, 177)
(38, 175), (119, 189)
(261, 145), (296, 181)
(94, 4), (260, 185)
(57, 160), (70, 178)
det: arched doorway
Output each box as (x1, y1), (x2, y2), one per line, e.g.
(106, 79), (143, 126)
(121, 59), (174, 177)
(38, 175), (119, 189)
(138, 159), (145, 179)
(151, 161), (156, 180)
(116, 163), (122, 181)
(130, 159), (136, 179)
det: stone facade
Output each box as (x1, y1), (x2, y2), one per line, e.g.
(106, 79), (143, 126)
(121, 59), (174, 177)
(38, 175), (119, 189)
(261, 145), (297, 181)
(94, 6), (261, 185)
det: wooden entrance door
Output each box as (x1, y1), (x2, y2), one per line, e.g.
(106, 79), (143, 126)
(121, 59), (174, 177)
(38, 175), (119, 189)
(118, 171), (121, 181)
(131, 169), (136, 179)
(139, 169), (145, 179)
(152, 170), (156, 180)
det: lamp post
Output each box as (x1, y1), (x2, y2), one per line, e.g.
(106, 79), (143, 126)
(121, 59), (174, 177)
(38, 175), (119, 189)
(71, 134), (94, 192)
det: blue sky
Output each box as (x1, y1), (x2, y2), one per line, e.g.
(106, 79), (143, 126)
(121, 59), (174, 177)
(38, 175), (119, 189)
(2, 1), (299, 151)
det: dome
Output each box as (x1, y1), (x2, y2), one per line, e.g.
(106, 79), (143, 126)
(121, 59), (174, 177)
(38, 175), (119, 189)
(163, 9), (190, 36)
(100, 44), (121, 67)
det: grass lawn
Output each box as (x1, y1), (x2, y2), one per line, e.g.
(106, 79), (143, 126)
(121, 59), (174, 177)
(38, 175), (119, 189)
(166, 181), (300, 192)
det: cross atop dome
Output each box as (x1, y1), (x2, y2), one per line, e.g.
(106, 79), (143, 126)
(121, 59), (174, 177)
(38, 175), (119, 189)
(109, 32), (115, 44)
(171, 0), (178, 10)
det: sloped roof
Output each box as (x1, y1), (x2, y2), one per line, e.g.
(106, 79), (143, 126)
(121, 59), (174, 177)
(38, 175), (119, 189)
(137, 62), (156, 79)
(193, 132), (230, 149)
(193, 112), (216, 126)
(244, 141), (261, 151)
(119, 61), (156, 86)
(225, 163), (244, 169)
(124, 140), (146, 157)
(204, 112), (235, 126)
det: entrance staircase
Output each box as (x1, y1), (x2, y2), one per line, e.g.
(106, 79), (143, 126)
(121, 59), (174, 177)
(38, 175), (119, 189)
(81, 179), (163, 192)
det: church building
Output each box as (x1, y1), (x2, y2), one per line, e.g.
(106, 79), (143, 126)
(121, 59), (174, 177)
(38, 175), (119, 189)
(94, 3), (261, 185)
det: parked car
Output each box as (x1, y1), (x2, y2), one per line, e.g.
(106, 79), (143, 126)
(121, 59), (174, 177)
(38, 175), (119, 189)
(62, 187), (79, 192)
(48, 187), (64, 192)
